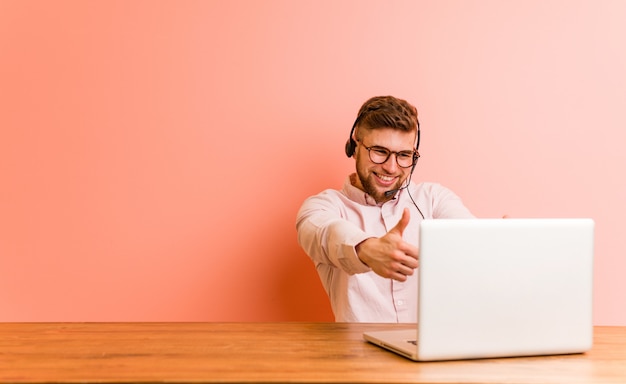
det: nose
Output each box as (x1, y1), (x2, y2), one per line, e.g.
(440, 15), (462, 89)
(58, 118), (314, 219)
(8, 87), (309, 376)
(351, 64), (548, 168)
(381, 153), (399, 173)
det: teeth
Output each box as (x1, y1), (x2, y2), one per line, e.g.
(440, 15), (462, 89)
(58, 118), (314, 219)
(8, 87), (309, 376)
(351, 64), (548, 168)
(378, 175), (394, 181)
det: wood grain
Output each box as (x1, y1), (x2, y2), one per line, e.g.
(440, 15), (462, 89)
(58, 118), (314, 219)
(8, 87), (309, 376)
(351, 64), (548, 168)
(1, 323), (625, 383)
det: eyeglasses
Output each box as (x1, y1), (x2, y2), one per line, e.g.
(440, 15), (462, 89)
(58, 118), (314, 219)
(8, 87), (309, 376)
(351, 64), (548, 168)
(357, 140), (419, 168)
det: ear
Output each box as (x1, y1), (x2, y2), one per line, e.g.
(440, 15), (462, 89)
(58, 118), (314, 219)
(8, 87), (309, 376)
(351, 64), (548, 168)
(410, 152), (419, 174)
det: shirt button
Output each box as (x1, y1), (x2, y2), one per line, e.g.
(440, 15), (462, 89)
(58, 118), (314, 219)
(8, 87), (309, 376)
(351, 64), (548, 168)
(397, 300), (405, 306)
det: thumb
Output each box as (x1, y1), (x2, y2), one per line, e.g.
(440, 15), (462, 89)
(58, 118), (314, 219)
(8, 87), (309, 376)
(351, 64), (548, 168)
(390, 208), (411, 236)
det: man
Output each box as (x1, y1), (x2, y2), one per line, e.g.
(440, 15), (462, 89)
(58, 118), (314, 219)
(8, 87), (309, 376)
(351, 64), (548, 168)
(296, 95), (474, 322)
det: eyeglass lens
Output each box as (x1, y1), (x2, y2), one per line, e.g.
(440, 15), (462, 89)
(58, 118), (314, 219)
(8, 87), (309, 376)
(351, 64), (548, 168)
(367, 146), (415, 168)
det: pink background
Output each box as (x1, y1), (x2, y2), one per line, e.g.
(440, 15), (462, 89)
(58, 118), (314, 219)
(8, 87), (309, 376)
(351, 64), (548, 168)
(1, 0), (624, 325)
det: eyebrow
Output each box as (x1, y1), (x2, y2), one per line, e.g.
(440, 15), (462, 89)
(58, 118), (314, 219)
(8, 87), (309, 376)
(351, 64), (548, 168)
(368, 144), (415, 154)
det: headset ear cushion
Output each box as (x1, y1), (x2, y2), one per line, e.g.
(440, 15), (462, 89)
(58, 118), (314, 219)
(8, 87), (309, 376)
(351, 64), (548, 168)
(345, 139), (356, 157)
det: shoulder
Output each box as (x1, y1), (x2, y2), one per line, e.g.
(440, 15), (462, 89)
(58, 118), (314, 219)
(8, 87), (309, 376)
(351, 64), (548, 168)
(300, 176), (361, 209)
(298, 188), (350, 215)
(411, 181), (455, 195)
(410, 181), (474, 218)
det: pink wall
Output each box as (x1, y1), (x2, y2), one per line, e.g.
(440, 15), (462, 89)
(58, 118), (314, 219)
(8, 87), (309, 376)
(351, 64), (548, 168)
(1, 0), (624, 324)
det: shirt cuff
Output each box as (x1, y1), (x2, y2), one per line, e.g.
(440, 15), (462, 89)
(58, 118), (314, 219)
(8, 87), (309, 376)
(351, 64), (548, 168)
(334, 237), (372, 275)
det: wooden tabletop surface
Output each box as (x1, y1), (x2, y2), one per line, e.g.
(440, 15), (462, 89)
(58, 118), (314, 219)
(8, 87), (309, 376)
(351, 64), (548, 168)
(1, 322), (625, 384)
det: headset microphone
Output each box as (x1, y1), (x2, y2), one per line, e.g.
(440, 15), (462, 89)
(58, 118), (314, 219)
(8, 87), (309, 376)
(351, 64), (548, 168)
(385, 186), (406, 197)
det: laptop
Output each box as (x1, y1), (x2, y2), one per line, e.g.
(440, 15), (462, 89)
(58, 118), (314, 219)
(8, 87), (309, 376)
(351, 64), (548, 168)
(363, 218), (595, 361)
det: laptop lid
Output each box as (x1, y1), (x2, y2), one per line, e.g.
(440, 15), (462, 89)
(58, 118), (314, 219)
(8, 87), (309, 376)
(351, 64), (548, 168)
(364, 218), (594, 361)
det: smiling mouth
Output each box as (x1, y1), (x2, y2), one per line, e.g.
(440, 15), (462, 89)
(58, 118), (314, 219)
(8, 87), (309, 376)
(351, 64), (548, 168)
(374, 172), (397, 185)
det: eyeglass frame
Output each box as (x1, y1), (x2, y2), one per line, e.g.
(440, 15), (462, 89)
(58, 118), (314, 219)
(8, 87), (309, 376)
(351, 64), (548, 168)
(355, 138), (420, 168)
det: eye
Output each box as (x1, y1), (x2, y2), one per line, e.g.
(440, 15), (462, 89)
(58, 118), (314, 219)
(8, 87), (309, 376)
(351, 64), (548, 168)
(371, 147), (390, 156)
(397, 152), (413, 160)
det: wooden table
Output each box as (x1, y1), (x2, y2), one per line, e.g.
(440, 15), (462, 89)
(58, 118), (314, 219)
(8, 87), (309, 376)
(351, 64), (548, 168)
(1, 322), (625, 383)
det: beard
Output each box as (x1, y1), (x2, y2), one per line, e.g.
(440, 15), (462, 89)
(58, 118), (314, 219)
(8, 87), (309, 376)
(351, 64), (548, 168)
(355, 167), (404, 203)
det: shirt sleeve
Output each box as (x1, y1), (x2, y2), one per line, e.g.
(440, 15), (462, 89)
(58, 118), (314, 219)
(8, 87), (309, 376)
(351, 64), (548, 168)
(296, 192), (372, 275)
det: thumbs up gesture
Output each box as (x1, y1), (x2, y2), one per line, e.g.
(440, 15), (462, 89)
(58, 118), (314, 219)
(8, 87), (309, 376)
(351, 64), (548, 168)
(356, 208), (419, 281)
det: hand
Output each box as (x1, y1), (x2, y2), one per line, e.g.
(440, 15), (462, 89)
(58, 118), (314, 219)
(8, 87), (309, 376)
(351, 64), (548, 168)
(356, 208), (419, 281)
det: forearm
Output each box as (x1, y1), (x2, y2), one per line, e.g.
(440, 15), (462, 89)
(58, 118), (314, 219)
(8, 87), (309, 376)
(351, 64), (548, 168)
(296, 207), (371, 275)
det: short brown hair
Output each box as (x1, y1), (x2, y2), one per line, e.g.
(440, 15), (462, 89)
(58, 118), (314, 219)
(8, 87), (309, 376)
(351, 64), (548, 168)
(354, 95), (418, 137)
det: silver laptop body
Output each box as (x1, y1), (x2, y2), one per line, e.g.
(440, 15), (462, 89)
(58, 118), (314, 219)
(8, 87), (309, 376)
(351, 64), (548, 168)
(363, 218), (594, 361)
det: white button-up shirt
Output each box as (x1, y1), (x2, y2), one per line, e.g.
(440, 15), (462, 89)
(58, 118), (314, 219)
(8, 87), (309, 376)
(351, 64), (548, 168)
(296, 175), (474, 322)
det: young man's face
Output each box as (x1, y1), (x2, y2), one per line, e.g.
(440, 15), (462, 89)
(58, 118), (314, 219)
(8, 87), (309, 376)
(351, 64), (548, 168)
(353, 127), (417, 203)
